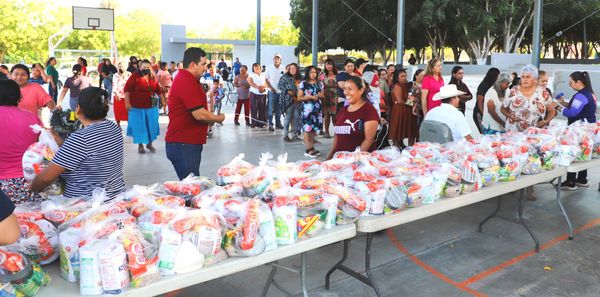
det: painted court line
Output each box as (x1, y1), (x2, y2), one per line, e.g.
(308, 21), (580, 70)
(459, 217), (600, 286)
(386, 229), (488, 297)
(386, 217), (600, 296)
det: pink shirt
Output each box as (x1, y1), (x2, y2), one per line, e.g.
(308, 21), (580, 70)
(422, 75), (445, 111)
(0, 106), (42, 179)
(157, 70), (172, 88)
(18, 83), (52, 117)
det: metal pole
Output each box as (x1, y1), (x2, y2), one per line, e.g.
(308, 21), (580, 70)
(256, 0), (261, 65)
(531, 0), (543, 68)
(396, 0), (405, 66)
(583, 20), (588, 60)
(311, 0), (318, 66)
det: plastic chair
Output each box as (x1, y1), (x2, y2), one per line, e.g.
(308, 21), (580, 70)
(419, 120), (453, 144)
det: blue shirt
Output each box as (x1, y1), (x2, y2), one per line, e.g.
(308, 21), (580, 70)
(52, 120), (125, 200)
(28, 77), (45, 85)
(563, 88), (597, 124)
(233, 62), (242, 75)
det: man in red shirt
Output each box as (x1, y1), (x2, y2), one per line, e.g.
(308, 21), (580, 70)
(165, 47), (225, 179)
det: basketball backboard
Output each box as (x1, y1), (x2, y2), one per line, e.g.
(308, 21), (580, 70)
(72, 6), (114, 31)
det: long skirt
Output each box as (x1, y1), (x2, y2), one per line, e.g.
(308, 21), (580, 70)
(389, 103), (418, 145)
(113, 96), (128, 122)
(127, 107), (159, 144)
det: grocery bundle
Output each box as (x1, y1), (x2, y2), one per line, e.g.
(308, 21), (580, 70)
(21, 125), (63, 198)
(5, 120), (600, 296)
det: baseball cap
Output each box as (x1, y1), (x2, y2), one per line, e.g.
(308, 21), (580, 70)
(362, 71), (380, 88)
(355, 58), (369, 67)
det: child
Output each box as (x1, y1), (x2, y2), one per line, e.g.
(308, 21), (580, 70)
(212, 80), (225, 115)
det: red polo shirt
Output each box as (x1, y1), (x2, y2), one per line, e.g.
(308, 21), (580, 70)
(124, 72), (161, 108)
(165, 69), (209, 145)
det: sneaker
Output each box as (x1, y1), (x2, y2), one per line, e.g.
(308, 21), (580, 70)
(276, 124), (284, 129)
(304, 149), (318, 158)
(268, 126), (275, 132)
(576, 180), (589, 187)
(561, 181), (577, 191)
(283, 136), (292, 142)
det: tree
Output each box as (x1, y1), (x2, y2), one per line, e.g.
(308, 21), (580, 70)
(453, 0), (497, 64)
(413, 0), (459, 60)
(496, 0), (535, 53)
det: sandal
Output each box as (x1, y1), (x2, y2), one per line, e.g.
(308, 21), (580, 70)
(304, 148), (319, 158)
(146, 145), (156, 153)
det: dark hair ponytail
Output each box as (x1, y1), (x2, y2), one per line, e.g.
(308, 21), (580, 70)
(346, 75), (370, 102)
(78, 87), (109, 120)
(570, 71), (595, 94)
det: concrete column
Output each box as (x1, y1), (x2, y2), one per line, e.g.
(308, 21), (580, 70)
(531, 0), (543, 67)
(311, 0), (318, 66)
(256, 0), (261, 64)
(396, 0), (405, 66)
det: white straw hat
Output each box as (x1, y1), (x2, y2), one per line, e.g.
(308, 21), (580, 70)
(432, 84), (466, 101)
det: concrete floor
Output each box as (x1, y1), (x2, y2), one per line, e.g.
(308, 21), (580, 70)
(113, 102), (600, 297)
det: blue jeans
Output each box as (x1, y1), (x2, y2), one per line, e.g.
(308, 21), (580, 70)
(166, 143), (204, 180)
(48, 84), (58, 103)
(103, 78), (112, 100)
(267, 92), (282, 127)
(283, 103), (301, 138)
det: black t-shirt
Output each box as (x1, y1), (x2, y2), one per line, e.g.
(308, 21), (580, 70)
(0, 189), (15, 222)
(0, 72), (8, 80)
(475, 82), (493, 113)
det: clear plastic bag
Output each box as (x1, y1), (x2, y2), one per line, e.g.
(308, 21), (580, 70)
(163, 175), (216, 200)
(9, 219), (59, 265)
(216, 153), (255, 185)
(241, 153), (289, 198)
(323, 184), (366, 224)
(190, 184), (244, 209)
(22, 125), (63, 196)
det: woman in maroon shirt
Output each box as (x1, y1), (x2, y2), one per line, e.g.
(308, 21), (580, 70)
(327, 76), (379, 159)
(124, 59), (166, 153)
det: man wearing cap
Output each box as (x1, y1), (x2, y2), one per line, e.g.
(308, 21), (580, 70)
(355, 58), (369, 76)
(265, 54), (285, 131)
(424, 84), (473, 141)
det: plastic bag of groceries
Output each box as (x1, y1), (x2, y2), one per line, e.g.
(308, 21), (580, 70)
(190, 183), (244, 209)
(137, 201), (186, 246)
(210, 196), (248, 229)
(163, 175), (216, 201)
(120, 184), (167, 210)
(442, 163), (463, 198)
(6, 217), (59, 266)
(242, 153), (289, 199)
(164, 209), (228, 273)
(323, 184), (366, 224)
(267, 154), (309, 186)
(467, 150), (500, 187)
(223, 199), (278, 257)
(521, 154), (543, 175)
(459, 159), (483, 193)
(0, 248), (51, 297)
(77, 215), (160, 291)
(494, 145), (525, 182)
(41, 195), (101, 226)
(354, 179), (388, 215)
(295, 159), (322, 176)
(555, 144), (580, 166)
(130, 195), (185, 218)
(294, 172), (338, 191)
(58, 189), (128, 233)
(13, 203), (44, 222)
(21, 124), (63, 196)
(371, 146), (403, 163)
(216, 153), (255, 185)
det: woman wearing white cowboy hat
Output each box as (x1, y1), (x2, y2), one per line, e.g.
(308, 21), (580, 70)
(423, 84), (474, 142)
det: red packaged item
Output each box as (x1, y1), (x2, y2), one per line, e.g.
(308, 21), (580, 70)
(240, 199), (260, 250)
(164, 175), (216, 198)
(0, 248), (26, 273)
(216, 153), (255, 185)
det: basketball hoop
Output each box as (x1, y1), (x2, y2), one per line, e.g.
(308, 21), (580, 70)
(73, 7), (114, 31)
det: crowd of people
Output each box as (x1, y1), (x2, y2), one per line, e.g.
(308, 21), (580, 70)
(0, 47), (597, 208)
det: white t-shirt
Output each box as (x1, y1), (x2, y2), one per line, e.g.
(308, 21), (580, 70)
(424, 103), (472, 141)
(481, 87), (507, 132)
(248, 72), (268, 95)
(265, 64), (285, 93)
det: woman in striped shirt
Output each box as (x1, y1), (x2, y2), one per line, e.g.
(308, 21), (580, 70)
(31, 87), (125, 201)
